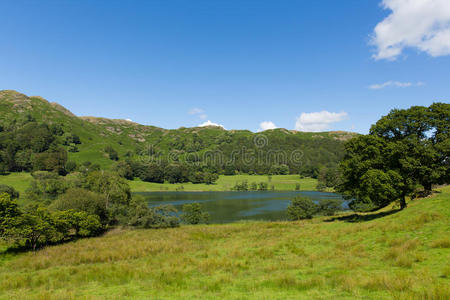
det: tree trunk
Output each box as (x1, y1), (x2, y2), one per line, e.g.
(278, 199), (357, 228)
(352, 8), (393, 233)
(423, 182), (432, 196)
(399, 196), (407, 210)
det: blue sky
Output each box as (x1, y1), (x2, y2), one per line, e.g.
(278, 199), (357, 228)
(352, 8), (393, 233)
(0, 0), (449, 133)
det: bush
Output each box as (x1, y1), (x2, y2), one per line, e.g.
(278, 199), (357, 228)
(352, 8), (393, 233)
(287, 196), (317, 220)
(50, 188), (108, 223)
(233, 180), (249, 191)
(104, 145), (119, 161)
(122, 197), (179, 229)
(258, 182), (268, 191)
(65, 160), (77, 173)
(0, 185), (19, 199)
(181, 203), (210, 225)
(139, 164), (165, 183)
(317, 199), (341, 216)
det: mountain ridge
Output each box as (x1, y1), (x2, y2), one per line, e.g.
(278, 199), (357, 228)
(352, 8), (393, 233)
(0, 90), (357, 137)
(0, 90), (355, 172)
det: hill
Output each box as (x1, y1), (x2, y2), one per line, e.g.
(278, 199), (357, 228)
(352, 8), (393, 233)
(0, 90), (357, 175)
(0, 186), (448, 299)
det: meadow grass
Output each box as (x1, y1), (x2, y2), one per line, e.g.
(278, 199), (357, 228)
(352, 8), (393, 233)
(0, 187), (448, 299)
(0, 172), (32, 195)
(129, 174), (318, 192)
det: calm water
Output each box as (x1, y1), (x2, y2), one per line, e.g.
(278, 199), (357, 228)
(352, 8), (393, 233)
(136, 191), (346, 224)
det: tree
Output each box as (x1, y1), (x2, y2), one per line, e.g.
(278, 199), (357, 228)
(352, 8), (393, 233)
(369, 103), (449, 194)
(287, 196), (317, 220)
(50, 188), (108, 223)
(114, 161), (134, 180)
(139, 164), (165, 183)
(181, 203), (210, 224)
(337, 135), (413, 210)
(26, 172), (68, 203)
(32, 145), (68, 174)
(85, 171), (131, 206)
(15, 205), (60, 251)
(122, 196), (179, 228)
(203, 172), (219, 185)
(0, 193), (21, 237)
(54, 210), (103, 237)
(104, 145), (119, 161)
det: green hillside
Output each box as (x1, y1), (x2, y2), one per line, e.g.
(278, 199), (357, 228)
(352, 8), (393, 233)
(0, 90), (356, 173)
(1, 186), (448, 299)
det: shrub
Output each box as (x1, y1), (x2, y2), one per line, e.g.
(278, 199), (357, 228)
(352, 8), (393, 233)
(104, 145), (119, 161)
(258, 182), (268, 191)
(181, 203), (210, 225)
(50, 188), (108, 223)
(65, 160), (77, 173)
(233, 180), (249, 191)
(0, 185), (19, 199)
(287, 196), (317, 220)
(122, 197), (179, 229)
(317, 199), (341, 216)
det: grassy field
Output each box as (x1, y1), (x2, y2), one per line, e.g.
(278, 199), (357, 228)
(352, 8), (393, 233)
(0, 187), (448, 299)
(0, 172), (32, 195)
(129, 174), (318, 192)
(0, 173), (318, 196)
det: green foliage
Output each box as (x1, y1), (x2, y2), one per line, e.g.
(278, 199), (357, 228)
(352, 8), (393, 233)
(138, 163), (165, 183)
(0, 185), (19, 199)
(26, 171), (68, 203)
(104, 145), (119, 161)
(269, 164), (290, 175)
(0, 193), (21, 237)
(287, 196), (317, 220)
(339, 103), (449, 211)
(181, 203), (210, 225)
(113, 161), (134, 180)
(121, 196), (179, 229)
(65, 160), (77, 173)
(316, 199), (341, 216)
(50, 188), (108, 223)
(232, 180), (249, 191)
(258, 182), (268, 191)
(317, 166), (340, 189)
(85, 171), (131, 208)
(53, 210), (103, 237)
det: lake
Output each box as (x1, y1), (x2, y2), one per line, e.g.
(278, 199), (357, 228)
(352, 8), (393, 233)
(136, 191), (346, 224)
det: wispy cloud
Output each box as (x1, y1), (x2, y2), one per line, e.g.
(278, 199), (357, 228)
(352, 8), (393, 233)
(368, 81), (425, 90)
(188, 108), (205, 115)
(189, 107), (208, 121)
(258, 121), (278, 132)
(371, 0), (450, 60)
(295, 111), (348, 132)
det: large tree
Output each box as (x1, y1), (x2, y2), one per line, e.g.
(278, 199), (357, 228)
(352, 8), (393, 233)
(339, 103), (449, 210)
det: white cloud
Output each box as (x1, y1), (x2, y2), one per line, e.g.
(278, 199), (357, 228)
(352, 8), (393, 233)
(198, 120), (225, 129)
(125, 118), (133, 122)
(295, 111), (348, 132)
(368, 80), (425, 89)
(189, 108), (204, 115)
(258, 121), (278, 132)
(371, 0), (450, 60)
